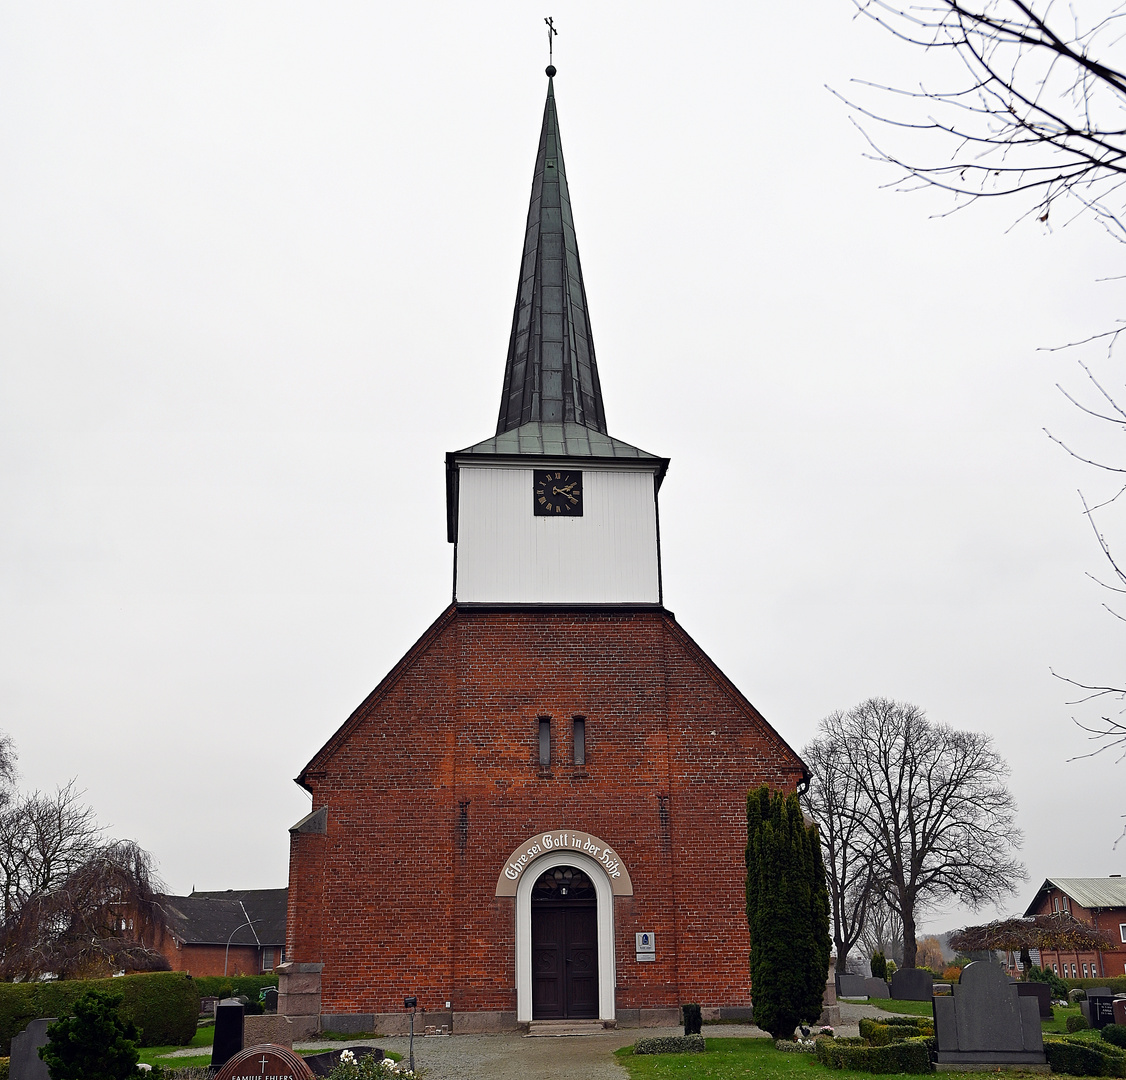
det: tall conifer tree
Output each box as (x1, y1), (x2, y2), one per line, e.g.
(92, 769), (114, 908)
(746, 786), (831, 1039)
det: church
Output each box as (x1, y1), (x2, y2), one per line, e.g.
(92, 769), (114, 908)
(278, 67), (807, 1035)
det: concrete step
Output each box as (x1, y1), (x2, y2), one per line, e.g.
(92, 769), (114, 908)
(526, 1020), (609, 1037)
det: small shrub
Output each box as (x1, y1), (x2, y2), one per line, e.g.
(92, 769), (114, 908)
(325, 1052), (416, 1080)
(884, 1015), (932, 1029)
(1029, 965), (1069, 1001)
(885, 959), (898, 976)
(634, 1035), (705, 1054)
(0, 1057), (8, 1080)
(40, 989), (140, 1080)
(870, 951), (887, 980)
(774, 1039), (816, 1053)
(681, 1002), (702, 1036)
(1104, 1026), (1126, 1049)
(1046, 1037), (1126, 1077)
(942, 965), (963, 982)
(1068, 1013), (1091, 1032)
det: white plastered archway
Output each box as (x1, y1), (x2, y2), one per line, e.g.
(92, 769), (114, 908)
(514, 851), (616, 1023)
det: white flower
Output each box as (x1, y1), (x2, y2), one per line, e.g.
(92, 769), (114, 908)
(340, 1049), (356, 1065)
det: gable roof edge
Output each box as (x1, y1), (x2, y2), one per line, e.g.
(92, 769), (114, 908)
(661, 613), (809, 785)
(295, 605), (458, 790)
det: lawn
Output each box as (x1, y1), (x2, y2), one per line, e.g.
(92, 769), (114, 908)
(615, 1036), (1055, 1080)
(866, 997), (934, 1017)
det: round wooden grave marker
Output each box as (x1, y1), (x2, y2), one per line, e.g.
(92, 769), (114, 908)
(214, 1043), (315, 1080)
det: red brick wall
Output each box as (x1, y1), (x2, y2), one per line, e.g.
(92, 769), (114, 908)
(288, 607), (805, 1015)
(154, 929), (264, 977)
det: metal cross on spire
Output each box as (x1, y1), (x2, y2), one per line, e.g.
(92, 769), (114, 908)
(544, 17), (557, 67)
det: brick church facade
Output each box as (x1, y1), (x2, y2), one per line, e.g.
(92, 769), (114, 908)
(279, 68), (806, 1035)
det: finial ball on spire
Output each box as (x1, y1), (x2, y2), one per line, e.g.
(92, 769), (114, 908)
(546, 64), (556, 77)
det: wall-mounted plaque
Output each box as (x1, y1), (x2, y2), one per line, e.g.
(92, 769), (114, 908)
(636, 932), (655, 953)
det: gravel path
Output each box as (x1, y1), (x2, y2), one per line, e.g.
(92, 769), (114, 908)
(286, 1003), (904, 1080)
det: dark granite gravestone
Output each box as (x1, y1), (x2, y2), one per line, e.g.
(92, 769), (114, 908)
(214, 1045), (314, 1080)
(933, 960), (1045, 1067)
(10, 1018), (54, 1080)
(891, 968), (934, 1001)
(262, 986), (279, 1013)
(837, 973), (869, 997)
(211, 999), (245, 1071)
(1017, 981), (1052, 1017)
(1086, 988), (1116, 1029)
(862, 977), (891, 998)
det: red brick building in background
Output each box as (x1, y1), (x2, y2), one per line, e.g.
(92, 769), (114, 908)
(1024, 877), (1126, 980)
(154, 889), (287, 978)
(280, 69), (807, 1035)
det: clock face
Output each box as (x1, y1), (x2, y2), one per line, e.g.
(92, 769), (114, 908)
(533, 470), (583, 516)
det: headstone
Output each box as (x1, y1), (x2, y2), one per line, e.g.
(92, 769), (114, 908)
(820, 955), (841, 1026)
(891, 968), (934, 1001)
(933, 960), (1045, 1067)
(244, 1013), (294, 1048)
(10, 1018), (55, 1080)
(262, 986), (279, 1013)
(837, 973), (868, 997)
(200, 996), (219, 1016)
(212, 999), (245, 1071)
(214, 1044), (315, 1080)
(862, 977), (891, 999)
(303, 1047), (382, 1077)
(1113, 999), (1126, 1027)
(1087, 988), (1116, 1029)
(1016, 982), (1052, 1018)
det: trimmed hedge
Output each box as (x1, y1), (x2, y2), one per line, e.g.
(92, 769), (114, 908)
(1068, 1013), (1091, 1032)
(634, 1035), (706, 1054)
(1046, 1036), (1126, 1077)
(1105, 1025), (1126, 1049)
(0, 973), (198, 1055)
(884, 1015), (932, 1028)
(190, 975), (278, 1002)
(816, 1034), (931, 1073)
(1065, 978), (1126, 994)
(859, 1018), (934, 1046)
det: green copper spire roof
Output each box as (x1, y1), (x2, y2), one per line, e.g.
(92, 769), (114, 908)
(496, 72), (607, 435)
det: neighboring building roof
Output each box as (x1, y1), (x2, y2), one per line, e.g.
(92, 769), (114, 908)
(159, 888), (287, 947)
(496, 72), (607, 436)
(1024, 877), (1126, 915)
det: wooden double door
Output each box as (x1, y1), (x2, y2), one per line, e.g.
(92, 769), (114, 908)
(531, 900), (598, 1019)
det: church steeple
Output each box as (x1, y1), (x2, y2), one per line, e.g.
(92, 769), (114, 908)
(496, 70), (607, 435)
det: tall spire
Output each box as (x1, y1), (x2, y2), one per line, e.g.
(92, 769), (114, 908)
(496, 70), (607, 435)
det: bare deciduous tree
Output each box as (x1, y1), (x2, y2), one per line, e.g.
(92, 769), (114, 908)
(0, 781), (102, 924)
(846, 0), (1126, 237)
(801, 731), (878, 974)
(823, 697), (1025, 969)
(845, 1), (1126, 771)
(0, 838), (169, 981)
(0, 736), (167, 978)
(860, 888), (904, 968)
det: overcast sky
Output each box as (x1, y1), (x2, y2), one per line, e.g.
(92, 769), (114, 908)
(2, 3), (1123, 934)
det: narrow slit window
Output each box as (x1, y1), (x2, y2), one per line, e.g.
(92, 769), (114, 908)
(539, 718), (551, 767)
(573, 717), (586, 766)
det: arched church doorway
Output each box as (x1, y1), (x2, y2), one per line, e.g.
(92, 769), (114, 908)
(530, 865), (598, 1019)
